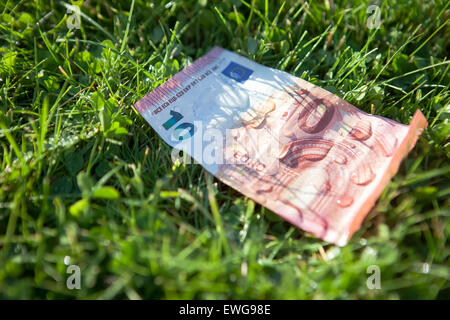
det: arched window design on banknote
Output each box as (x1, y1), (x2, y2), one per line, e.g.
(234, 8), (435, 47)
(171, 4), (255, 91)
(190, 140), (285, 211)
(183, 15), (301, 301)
(217, 86), (404, 243)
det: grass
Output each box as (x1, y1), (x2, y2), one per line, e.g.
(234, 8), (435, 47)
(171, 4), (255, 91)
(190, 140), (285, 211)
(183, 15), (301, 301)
(0, 0), (449, 299)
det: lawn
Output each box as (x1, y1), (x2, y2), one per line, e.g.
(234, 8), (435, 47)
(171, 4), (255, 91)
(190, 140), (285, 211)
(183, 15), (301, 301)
(0, 0), (449, 299)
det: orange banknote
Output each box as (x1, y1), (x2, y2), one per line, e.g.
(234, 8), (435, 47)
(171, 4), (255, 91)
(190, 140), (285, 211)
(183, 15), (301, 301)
(135, 46), (427, 245)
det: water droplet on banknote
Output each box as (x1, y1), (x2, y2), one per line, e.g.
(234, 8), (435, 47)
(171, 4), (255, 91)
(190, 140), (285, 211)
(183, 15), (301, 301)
(337, 196), (353, 207)
(257, 185), (273, 194)
(345, 141), (356, 149)
(350, 164), (375, 185)
(348, 120), (372, 141)
(333, 154), (347, 165)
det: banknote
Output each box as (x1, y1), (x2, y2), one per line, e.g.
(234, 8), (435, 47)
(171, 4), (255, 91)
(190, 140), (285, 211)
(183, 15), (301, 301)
(135, 46), (427, 245)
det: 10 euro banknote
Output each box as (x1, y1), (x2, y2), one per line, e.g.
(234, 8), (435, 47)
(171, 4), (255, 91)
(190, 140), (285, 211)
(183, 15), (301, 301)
(135, 46), (427, 246)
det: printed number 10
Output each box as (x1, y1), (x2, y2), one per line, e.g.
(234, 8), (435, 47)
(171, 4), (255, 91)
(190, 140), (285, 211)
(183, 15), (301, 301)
(163, 110), (196, 141)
